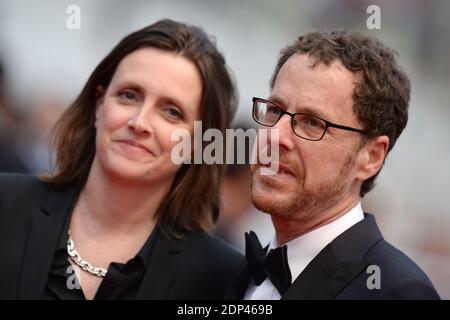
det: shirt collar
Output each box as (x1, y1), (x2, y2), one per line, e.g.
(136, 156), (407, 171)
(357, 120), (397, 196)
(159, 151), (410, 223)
(269, 202), (364, 282)
(136, 225), (159, 267)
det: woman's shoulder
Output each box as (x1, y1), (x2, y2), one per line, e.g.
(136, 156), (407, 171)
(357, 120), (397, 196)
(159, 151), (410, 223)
(159, 230), (245, 299)
(0, 173), (53, 229)
(0, 173), (47, 195)
(181, 230), (245, 269)
(0, 173), (50, 210)
(177, 230), (245, 288)
(0, 173), (78, 214)
(0, 172), (42, 183)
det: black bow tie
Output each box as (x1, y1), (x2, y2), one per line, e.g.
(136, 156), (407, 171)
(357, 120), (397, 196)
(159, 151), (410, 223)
(245, 231), (292, 296)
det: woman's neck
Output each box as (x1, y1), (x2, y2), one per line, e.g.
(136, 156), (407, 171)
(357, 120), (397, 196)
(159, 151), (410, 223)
(73, 158), (173, 236)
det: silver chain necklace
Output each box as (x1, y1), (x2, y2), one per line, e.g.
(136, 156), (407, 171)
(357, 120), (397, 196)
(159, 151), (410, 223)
(67, 231), (108, 278)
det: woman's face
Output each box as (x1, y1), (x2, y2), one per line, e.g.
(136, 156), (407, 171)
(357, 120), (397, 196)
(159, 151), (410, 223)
(94, 47), (202, 185)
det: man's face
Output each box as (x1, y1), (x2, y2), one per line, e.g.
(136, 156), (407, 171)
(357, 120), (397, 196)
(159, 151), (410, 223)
(251, 54), (365, 219)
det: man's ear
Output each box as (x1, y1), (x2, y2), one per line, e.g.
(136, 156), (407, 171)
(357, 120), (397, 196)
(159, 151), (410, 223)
(95, 85), (105, 127)
(355, 135), (389, 182)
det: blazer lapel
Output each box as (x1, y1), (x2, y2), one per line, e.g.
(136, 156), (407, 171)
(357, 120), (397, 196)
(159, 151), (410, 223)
(226, 248), (368, 300)
(282, 214), (383, 300)
(225, 262), (252, 300)
(18, 184), (79, 299)
(136, 228), (184, 299)
(282, 245), (368, 299)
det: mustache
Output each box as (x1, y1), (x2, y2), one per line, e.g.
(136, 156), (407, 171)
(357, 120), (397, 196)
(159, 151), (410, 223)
(254, 151), (301, 176)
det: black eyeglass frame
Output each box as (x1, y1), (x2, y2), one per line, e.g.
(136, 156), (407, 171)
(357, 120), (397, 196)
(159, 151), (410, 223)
(252, 97), (368, 141)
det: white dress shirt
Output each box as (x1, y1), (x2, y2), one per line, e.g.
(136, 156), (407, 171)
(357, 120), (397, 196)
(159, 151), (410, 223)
(244, 202), (365, 300)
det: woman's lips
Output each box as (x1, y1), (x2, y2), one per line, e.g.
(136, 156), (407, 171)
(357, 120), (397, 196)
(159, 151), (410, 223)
(117, 139), (153, 155)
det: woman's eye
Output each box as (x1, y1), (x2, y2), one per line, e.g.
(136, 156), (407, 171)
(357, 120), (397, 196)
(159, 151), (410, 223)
(118, 91), (138, 102)
(164, 107), (183, 120)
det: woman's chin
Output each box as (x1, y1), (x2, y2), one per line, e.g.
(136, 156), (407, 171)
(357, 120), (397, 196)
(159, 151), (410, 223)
(101, 159), (152, 183)
(95, 152), (178, 185)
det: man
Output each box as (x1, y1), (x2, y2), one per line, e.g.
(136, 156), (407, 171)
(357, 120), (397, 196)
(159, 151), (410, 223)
(227, 30), (440, 299)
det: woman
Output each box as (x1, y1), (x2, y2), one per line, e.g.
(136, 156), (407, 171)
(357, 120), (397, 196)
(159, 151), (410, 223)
(0, 19), (243, 299)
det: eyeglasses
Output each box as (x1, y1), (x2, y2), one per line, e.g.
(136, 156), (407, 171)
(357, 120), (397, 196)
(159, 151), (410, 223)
(252, 97), (368, 141)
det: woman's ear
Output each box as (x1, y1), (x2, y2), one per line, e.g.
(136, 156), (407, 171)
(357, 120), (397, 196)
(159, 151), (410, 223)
(95, 85), (105, 127)
(355, 135), (390, 182)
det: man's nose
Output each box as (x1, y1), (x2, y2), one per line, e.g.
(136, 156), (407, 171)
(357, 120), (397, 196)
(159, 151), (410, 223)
(268, 114), (295, 151)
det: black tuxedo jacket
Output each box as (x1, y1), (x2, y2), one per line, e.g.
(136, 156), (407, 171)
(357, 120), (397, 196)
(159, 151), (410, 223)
(226, 213), (440, 300)
(0, 173), (244, 299)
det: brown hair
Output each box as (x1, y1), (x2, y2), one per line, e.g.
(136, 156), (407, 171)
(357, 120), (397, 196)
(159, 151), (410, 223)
(42, 19), (237, 235)
(270, 30), (410, 197)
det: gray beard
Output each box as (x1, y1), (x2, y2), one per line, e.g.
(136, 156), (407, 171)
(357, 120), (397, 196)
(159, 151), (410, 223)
(250, 153), (355, 219)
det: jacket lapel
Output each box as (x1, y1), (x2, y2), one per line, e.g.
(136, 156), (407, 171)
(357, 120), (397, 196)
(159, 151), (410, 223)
(227, 249), (368, 300)
(282, 245), (368, 299)
(282, 214), (383, 299)
(227, 214), (384, 300)
(18, 184), (79, 299)
(136, 228), (184, 299)
(225, 262), (252, 300)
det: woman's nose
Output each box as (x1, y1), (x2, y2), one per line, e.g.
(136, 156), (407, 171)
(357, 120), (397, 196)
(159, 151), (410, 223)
(127, 105), (154, 135)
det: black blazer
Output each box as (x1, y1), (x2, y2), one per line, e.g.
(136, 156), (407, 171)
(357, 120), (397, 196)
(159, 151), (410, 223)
(226, 213), (440, 300)
(0, 173), (244, 299)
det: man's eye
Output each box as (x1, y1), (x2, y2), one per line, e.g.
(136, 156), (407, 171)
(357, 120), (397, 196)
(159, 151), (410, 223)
(305, 117), (322, 128)
(118, 91), (138, 101)
(267, 106), (280, 115)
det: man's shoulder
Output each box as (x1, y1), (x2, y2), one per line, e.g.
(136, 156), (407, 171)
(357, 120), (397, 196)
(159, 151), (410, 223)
(339, 235), (440, 299)
(331, 213), (440, 299)
(366, 239), (431, 282)
(364, 238), (439, 297)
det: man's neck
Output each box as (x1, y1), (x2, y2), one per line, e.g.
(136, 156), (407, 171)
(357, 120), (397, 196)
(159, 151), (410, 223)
(272, 193), (361, 246)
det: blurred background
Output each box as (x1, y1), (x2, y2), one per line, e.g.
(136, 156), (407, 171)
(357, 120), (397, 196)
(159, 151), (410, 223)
(0, 0), (449, 298)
